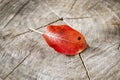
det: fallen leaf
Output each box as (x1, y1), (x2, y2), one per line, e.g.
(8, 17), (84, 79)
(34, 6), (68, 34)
(42, 24), (88, 56)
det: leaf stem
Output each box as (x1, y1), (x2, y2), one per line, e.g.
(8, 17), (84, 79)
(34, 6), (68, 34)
(28, 27), (44, 34)
(12, 17), (63, 38)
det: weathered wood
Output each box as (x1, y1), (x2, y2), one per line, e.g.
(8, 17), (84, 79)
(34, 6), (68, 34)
(0, 0), (120, 80)
(46, 0), (120, 80)
(0, 0), (89, 80)
(0, 0), (29, 29)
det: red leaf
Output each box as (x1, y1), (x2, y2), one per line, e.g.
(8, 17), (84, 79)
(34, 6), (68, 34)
(42, 24), (88, 56)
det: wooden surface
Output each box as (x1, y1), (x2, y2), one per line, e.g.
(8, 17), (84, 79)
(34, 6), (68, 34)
(0, 0), (120, 80)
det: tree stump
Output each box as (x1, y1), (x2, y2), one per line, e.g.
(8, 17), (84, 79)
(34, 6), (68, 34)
(0, 0), (120, 80)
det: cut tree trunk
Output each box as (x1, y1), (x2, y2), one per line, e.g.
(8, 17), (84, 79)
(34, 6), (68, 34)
(0, 0), (120, 80)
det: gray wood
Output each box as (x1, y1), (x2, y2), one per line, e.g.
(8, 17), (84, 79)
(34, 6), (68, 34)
(0, 0), (120, 80)
(0, 0), (89, 80)
(0, 0), (29, 29)
(46, 0), (120, 80)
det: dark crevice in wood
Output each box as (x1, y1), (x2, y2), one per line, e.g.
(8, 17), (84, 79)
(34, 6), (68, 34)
(2, 42), (37, 80)
(12, 30), (30, 38)
(45, 3), (92, 79)
(69, 0), (77, 11)
(118, 43), (120, 50)
(12, 17), (63, 38)
(35, 17), (63, 29)
(79, 54), (90, 80)
(1, 52), (6, 58)
(11, 15), (92, 38)
(2, 0), (30, 29)
(0, 1), (11, 11)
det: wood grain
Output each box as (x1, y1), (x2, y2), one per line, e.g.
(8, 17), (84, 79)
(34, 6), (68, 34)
(0, 0), (120, 80)
(46, 0), (120, 80)
(0, 0), (89, 80)
(0, 0), (29, 29)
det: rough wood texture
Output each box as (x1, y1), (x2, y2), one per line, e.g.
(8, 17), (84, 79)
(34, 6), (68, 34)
(0, 0), (88, 80)
(0, 0), (29, 29)
(0, 0), (120, 80)
(46, 0), (120, 80)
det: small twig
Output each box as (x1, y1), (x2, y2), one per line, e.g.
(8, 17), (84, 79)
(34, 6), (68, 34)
(79, 54), (90, 80)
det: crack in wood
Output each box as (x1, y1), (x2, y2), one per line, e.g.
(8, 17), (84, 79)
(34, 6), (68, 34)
(2, 42), (38, 80)
(64, 16), (92, 19)
(0, 1), (11, 11)
(9, 0), (93, 39)
(1, 52), (6, 58)
(45, 3), (92, 79)
(69, 0), (77, 11)
(11, 15), (91, 38)
(11, 15), (92, 38)
(12, 17), (63, 38)
(2, 0), (30, 29)
(1, 0), (120, 80)
(118, 43), (120, 50)
(79, 54), (90, 80)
